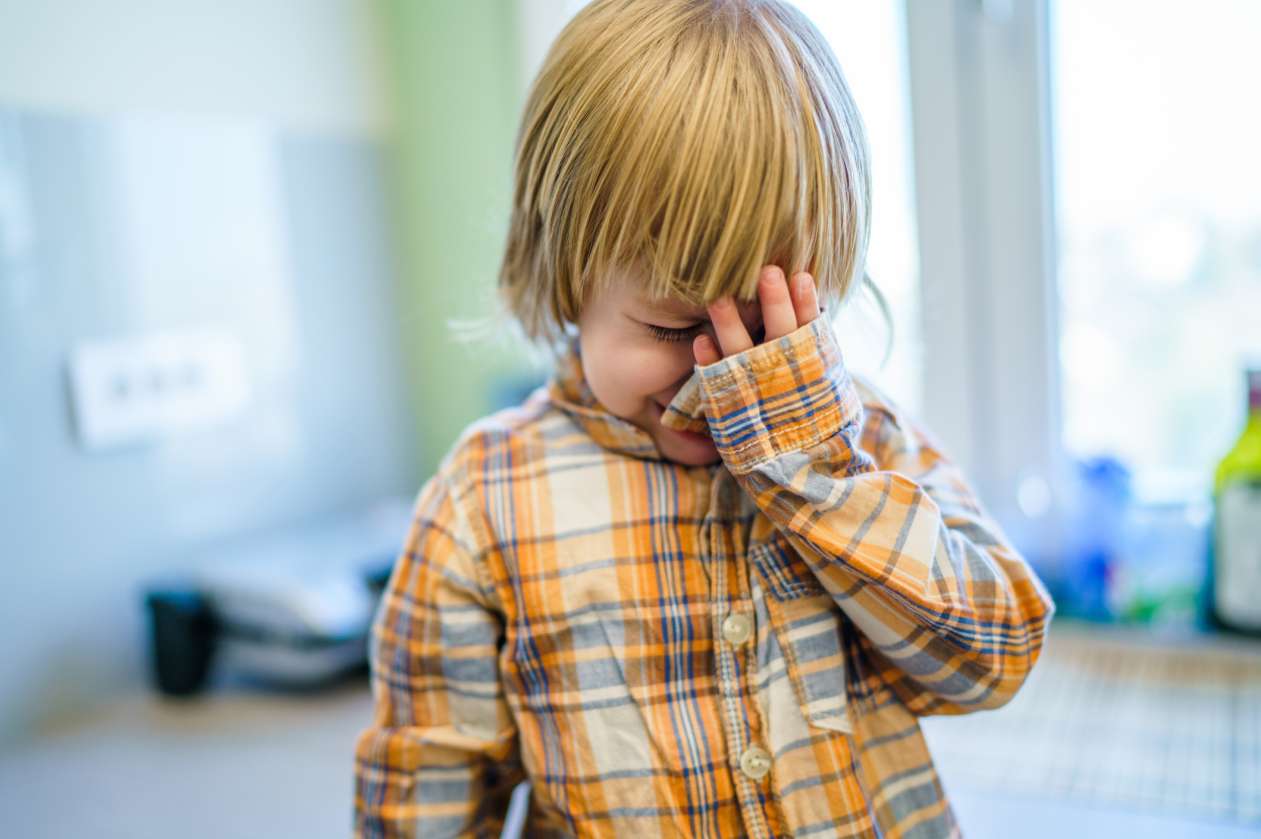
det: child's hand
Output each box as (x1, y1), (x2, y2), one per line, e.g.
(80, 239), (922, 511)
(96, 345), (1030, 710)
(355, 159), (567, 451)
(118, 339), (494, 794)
(692, 266), (820, 365)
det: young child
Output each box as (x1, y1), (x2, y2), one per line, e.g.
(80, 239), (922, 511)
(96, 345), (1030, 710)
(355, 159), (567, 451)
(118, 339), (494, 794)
(354, 0), (1056, 836)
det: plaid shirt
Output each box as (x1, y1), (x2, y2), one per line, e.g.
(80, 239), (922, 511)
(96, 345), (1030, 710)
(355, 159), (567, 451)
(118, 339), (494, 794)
(353, 316), (1057, 838)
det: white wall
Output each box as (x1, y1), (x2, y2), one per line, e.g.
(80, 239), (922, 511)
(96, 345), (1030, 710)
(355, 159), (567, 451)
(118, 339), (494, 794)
(0, 0), (407, 743)
(0, 0), (392, 136)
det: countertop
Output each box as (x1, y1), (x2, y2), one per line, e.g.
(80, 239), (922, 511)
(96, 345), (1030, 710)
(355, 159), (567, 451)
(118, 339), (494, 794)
(1, 618), (1257, 838)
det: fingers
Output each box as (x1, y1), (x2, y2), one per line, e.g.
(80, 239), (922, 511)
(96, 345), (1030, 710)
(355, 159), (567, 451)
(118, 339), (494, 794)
(706, 297), (754, 357)
(790, 271), (820, 324)
(692, 333), (721, 366)
(697, 266), (820, 364)
(759, 266), (798, 341)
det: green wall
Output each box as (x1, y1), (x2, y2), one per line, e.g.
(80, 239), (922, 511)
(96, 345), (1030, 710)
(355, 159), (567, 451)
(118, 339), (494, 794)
(378, 0), (539, 479)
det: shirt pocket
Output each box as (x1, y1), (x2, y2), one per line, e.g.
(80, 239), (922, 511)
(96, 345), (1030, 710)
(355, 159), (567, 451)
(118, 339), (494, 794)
(748, 535), (854, 734)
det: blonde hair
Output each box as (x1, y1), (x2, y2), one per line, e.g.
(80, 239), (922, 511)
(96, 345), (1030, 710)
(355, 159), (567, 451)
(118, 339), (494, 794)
(497, 0), (892, 361)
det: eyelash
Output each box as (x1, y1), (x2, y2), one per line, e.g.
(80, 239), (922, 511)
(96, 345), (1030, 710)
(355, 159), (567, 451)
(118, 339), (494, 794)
(646, 324), (702, 343)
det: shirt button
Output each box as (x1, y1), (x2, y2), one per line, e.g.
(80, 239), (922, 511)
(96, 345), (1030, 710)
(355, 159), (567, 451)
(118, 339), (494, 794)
(740, 745), (772, 780)
(721, 612), (752, 645)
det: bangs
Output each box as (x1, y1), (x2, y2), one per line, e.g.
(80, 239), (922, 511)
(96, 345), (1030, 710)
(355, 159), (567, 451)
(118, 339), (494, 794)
(499, 0), (871, 344)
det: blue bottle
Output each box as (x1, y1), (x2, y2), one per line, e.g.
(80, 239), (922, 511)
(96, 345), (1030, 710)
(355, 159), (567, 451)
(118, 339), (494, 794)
(1061, 455), (1133, 622)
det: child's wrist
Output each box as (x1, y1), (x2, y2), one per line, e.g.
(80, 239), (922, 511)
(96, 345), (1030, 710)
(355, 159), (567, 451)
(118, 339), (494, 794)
(694, 319), (864, 474)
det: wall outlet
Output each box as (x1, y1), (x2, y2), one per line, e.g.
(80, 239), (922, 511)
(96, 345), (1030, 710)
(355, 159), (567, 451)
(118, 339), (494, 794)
(67, 329), (250, 451)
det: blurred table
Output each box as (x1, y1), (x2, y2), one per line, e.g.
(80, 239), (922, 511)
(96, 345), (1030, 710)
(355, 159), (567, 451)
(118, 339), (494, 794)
(921, 616), (1261, 837)
(1, 618), (1257, 838)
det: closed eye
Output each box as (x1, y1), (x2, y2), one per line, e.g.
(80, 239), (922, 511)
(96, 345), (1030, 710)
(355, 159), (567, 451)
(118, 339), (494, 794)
(646, 323), (703, 343)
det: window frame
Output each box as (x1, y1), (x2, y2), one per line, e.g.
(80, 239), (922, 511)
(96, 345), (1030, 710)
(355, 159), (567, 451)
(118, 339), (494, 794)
(903, 0), (1068, 564)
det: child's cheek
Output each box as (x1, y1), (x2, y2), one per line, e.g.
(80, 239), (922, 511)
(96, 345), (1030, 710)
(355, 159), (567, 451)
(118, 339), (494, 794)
(629, 341), (695, 403)
(578, 336), (642, 417)
(581, 337), (684, 419)
(622, 345), (672, 392)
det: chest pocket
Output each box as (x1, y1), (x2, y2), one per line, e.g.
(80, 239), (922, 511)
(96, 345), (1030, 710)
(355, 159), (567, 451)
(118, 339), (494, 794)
(748, 534), (853, 734)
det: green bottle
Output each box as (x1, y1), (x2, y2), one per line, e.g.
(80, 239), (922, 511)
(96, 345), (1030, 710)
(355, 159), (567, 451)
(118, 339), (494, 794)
(1210, 365), (1261, 634)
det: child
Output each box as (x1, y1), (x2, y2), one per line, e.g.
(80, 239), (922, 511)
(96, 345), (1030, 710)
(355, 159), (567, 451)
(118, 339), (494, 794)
(354, 0), (1056, 836)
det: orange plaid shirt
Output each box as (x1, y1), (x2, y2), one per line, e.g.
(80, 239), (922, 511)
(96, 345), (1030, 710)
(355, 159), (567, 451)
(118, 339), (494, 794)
(353, 317), (1056, 837)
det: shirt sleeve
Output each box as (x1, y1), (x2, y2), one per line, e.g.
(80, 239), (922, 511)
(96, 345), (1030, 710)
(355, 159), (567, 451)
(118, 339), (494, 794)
(691, 317), (1057, 716)
(353, 468), (524, 837)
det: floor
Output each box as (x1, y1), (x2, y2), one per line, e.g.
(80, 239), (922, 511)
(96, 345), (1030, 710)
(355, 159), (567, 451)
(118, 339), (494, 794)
(0, 619), (1257, 838)
(0, 676), (371, 839)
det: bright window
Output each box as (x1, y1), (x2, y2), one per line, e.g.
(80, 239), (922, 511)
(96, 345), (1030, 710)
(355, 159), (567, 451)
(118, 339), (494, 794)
(1050, 0), (1261, 501)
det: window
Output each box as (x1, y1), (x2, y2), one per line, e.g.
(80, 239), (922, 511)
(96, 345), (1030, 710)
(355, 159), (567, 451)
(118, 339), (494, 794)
(1050, 0), (1261, 502)
(898, 0), (1253, 616)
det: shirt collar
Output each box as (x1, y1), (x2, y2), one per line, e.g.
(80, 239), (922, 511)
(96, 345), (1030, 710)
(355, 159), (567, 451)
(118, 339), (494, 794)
(546, 333), (706, 462)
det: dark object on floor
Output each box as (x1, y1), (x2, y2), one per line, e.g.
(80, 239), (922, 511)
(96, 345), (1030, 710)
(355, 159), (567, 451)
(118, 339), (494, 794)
(142, 496), (413, 697)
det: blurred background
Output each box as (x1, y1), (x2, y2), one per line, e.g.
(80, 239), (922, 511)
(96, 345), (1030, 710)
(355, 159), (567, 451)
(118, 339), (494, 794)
(1, 1), (1258, 837)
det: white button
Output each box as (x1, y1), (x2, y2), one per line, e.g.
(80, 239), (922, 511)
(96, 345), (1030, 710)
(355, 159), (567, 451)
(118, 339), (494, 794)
(721, 612), (752, 645)
(740, 745), (772, 780)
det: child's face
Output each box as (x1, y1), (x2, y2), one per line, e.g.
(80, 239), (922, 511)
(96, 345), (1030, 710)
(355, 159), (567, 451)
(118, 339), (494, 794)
(576, 268), (763, 466)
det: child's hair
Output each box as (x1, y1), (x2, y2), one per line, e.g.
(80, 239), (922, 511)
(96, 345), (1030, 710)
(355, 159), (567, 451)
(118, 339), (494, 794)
(496, 0), (892, 363)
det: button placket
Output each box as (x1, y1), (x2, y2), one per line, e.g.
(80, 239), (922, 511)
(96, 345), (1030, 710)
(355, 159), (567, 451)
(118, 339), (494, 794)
(708, 472), (772, 839)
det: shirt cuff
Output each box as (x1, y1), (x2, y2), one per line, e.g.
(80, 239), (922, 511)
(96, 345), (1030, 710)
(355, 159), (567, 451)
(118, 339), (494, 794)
(663, 317), (864, 474)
